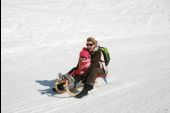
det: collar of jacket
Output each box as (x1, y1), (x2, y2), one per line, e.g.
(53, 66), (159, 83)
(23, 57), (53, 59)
(92, 45), (100, 53)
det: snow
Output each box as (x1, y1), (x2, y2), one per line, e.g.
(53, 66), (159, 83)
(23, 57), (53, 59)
(2, 0), (170, 113)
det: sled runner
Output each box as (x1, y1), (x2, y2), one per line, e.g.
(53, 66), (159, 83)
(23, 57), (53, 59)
(53, 76), (84, 95)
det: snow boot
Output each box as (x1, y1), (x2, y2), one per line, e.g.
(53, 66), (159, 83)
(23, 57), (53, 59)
(75, 87), (88, 98)
(75, 83), (93, 98)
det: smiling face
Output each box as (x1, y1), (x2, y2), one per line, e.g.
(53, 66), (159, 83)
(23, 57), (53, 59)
(86, 41), (96, 52)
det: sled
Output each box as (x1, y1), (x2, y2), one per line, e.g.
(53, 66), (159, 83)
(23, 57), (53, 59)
(54, 75), (108, 96)
(54, 78), (84, 95)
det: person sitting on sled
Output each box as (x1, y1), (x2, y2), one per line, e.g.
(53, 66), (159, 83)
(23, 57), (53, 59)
(63, 37), (106, 98)
(67, 47), (91, 82)
(54, 46), (91, 91)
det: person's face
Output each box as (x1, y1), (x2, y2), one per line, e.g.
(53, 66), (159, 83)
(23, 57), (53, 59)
(86, 41), (95, 52)
(79, 57), (87, 62)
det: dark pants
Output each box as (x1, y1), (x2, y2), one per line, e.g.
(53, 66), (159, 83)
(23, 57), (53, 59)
(74, 67), (105, 86)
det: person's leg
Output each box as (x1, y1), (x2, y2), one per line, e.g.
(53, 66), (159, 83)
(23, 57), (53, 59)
(86, 68), (105, 85)
(75, 68), (105, 98)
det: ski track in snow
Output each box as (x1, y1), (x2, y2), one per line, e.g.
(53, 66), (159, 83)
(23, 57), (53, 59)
(2, 0), (170, 113)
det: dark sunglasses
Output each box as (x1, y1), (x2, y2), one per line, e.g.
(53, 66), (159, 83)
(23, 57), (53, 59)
(86, 43), (94, 46)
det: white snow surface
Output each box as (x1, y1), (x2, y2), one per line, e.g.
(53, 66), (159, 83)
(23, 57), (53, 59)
(2, 0), (170, 113)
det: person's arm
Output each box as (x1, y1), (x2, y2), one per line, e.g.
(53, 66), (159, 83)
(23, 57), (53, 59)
(68, 63), (79, 75)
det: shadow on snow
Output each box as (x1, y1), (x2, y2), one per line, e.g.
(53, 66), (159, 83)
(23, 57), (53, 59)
(35, 80), (63, 97)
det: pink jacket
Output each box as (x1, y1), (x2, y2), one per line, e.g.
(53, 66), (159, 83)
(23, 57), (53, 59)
(72, 48), (91, 76)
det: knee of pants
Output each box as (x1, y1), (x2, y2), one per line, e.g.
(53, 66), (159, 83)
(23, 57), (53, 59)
(86, 70), (97, 83)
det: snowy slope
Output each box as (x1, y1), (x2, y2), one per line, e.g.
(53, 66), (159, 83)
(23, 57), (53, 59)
(2, 0), (170, 113)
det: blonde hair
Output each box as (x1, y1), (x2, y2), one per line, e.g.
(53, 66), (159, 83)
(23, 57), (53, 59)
(86, 37), (97, 45)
